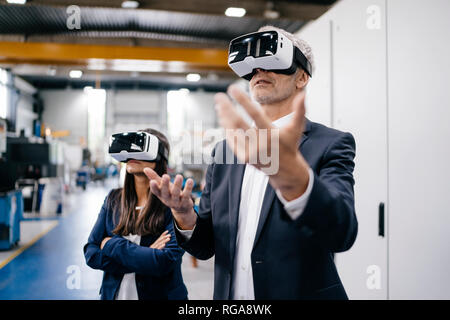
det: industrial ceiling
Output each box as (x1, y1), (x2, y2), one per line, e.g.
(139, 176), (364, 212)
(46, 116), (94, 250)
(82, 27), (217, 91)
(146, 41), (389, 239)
(0, 0), (337, 90)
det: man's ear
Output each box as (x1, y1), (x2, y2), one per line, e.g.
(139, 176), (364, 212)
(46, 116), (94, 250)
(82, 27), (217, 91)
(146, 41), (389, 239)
(295, 69), (309, 90)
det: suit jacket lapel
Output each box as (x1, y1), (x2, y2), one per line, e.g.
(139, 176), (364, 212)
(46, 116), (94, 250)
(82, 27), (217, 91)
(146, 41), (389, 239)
(298, 118), (311, 148)
(252, 118), (312, 249)
(228, 163), (246, 263)
(252, 182), (276, 248)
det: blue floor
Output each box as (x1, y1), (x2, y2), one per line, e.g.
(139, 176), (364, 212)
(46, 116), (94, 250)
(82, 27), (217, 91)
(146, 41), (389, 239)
(0, 183), (113, 300)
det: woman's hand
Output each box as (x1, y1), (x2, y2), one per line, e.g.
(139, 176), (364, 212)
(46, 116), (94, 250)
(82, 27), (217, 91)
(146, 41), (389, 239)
(100, 237), (112, 249)
(149, 230), (171, 250)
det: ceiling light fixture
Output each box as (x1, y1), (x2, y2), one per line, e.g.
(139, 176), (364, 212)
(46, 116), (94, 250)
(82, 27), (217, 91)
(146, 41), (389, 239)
(69, 70), (83, 78)
(6, 0), (27, 4)
(186, 73), (201, 82)
(121, 1), (139, 9)
(225, 7), (246, 17)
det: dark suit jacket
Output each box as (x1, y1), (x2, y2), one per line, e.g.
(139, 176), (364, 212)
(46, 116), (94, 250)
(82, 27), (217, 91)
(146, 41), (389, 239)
(175, 119), (357, 300)
(84, 190), (188, 300)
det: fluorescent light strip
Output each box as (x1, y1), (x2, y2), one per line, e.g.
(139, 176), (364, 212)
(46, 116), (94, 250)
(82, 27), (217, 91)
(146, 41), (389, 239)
(6, 0), (27, 4)
(225, 7), (246, 17)
(186, 73), (201, 82)
(69, 70), (83, 78)
(121, 1), (139, 9)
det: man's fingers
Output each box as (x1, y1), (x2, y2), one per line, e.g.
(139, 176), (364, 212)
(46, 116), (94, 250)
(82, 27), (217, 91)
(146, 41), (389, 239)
(143, 167), (162, 183)
(170, 174), (183, 201)
(286, 90), (306, 137)
(145, 167), (164, 198)
(227, 84), (272, 129)
(150, 180), (162, 198)
(160, 174), (171, 200)
(215, 92), (250, 131)
(181, 178), (194, 200)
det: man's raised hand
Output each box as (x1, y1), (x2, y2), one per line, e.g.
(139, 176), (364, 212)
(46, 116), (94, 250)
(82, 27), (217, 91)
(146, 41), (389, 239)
(214, 84), (310, 200)
(143, 168), (197, 230)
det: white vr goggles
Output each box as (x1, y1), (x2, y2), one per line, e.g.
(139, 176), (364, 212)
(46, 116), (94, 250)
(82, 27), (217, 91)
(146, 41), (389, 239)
(228, 30), (312, 80)
(109, 131), (168, 163)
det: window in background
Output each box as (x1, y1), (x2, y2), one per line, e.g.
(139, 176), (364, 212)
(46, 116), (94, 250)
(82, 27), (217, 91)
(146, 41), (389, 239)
(167, 89), (188, 137)
(167, 89), (189, 168)
(0, 68), (9, 119)
(86, 88), (106, 164)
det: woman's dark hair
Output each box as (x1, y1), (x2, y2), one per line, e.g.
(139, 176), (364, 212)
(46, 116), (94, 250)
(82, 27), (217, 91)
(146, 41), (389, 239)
(109, 128), (170, 236)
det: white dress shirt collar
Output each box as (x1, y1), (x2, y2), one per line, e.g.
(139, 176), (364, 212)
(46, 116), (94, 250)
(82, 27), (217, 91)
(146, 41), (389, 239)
(271, 112), (294, 128)
(250, 112), (294, 128)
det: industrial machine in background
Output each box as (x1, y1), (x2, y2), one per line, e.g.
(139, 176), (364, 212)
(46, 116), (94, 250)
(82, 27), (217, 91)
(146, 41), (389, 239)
(0, 132), (64, 218)
(0, 189), (22, 250)
(0, 120), (23, 249)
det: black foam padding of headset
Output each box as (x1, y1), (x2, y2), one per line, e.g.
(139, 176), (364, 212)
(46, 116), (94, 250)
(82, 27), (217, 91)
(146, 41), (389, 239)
(243, 47), (312, 81)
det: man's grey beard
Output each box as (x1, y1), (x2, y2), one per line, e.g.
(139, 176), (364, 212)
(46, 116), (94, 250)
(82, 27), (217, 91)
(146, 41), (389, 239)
(251, 86), (296, 105)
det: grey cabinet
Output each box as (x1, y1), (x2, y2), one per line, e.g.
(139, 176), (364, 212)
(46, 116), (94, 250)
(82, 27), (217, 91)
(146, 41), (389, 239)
(386, 0), (450, 299)
(298, 0), (450, 299)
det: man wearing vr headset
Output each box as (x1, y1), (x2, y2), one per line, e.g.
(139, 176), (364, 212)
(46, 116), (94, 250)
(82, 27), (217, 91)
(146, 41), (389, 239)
(145, 26), (357, 300)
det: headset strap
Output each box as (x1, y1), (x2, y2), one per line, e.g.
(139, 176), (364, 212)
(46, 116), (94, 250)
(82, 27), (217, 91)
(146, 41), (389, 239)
(294, 47), (312, 78)
(156, 140), (169, 162)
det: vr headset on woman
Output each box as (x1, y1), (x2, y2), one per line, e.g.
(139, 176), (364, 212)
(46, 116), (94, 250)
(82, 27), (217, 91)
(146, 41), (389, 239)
(109, 131), (168, 163)
(228, 30), (312, 80)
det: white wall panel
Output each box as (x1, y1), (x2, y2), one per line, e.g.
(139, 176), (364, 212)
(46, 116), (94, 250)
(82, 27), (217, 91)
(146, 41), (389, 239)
(297, 18), (332, 126)
(387, 0), (450, 299)
(301, 0), (450, 300)
(300, 0), (389, 299)
(330, 0), (388, 300)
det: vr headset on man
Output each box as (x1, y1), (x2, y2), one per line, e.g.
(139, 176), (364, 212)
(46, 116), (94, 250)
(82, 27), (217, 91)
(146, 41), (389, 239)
(109, 31), (309, 163)
(109, 131), (168, 163)
(228, 30), (312, 80)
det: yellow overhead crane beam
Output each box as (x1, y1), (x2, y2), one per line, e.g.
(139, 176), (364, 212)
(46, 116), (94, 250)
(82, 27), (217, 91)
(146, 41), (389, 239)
(0, 41), (230, 71)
